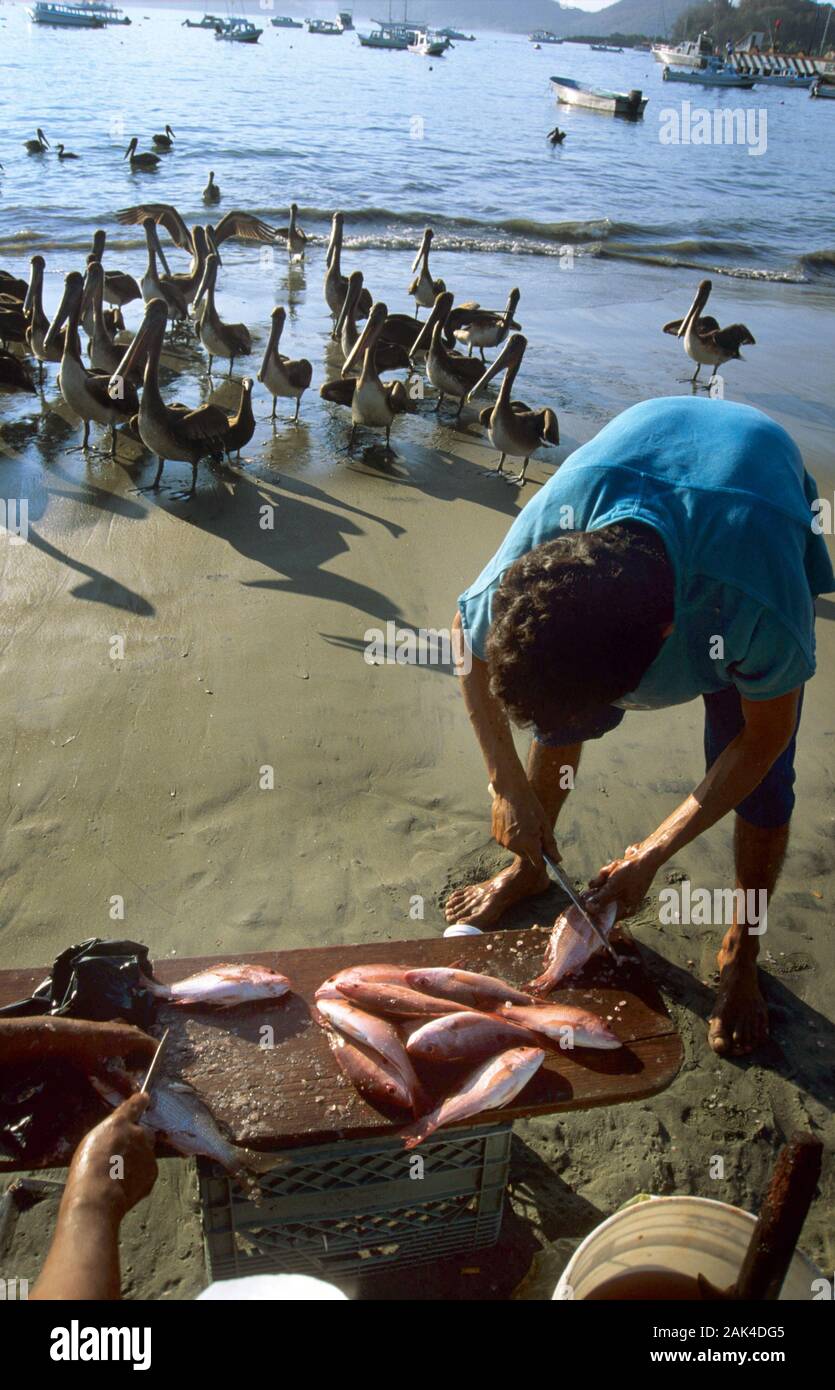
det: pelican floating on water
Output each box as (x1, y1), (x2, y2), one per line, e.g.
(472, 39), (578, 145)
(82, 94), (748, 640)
(25, 129), (50, 154)
(277, 202), (307, 258)
(124, 138), (161, 171)
(112, 298), (230, 494)
(203, 171), (221, 205)
(152, 125), (176, 150)
(448, 288), (521, 360)
(408, 228), (446, 316)
(324, 212), (372, 327)
(193, 252), (252, 374)
(258, 306), (312, 421)
(56, 144), (80, 161)
(467, 333), (560, 484)
(54, 272), (138, 456)
(663, 279), (755, 384)
(321, 301), (416, 450)
(412, 291), (487, 417)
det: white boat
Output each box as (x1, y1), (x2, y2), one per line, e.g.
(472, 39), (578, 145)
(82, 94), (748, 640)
(663, 57), (756, 88)
(28, 2), (105, 27)
(551, 75), (648, 117)
(652, 31), (713, 67)
(407, 29), (447, 56)
(530, 30), (563, 44)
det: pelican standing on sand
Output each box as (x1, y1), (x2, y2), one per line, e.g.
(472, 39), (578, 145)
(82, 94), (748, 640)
(89, 230), (142, 309)
(24, 129), (50, 154)
(124, 138), (161, 171)
(408, 228), (446, 315)
(334, 272), (413, 372)
(449, 288), (521, 361)
(23, 255), (62, 381)
(321, 301), (416, 450)
(258, 306), (312, 421)
(203, 171), (221, 205)
(153, 125), (176, 150)
(663, 279), (756, 384)
(412, 291), (486, 417)
(193, 252), (252, 374)
(54, 272), (138, 457)
(324, 212), (372, 326)
(467, 333), (560, 484)
(83, 261), (132, 377)
(112, 298), (230, 494)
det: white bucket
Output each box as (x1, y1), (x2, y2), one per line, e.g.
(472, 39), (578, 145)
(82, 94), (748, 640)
(553, 1195), (822, 1301)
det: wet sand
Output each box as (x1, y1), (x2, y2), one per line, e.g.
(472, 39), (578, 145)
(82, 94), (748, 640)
(1, 249), (833, 1297)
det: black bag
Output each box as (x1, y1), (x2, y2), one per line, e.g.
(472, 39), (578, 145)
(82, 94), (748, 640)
(0, 937), (159, 1029)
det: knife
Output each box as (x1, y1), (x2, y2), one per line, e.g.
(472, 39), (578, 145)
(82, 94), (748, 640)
(140, 1027), (170, 1095)
(542, 853), (620, 963)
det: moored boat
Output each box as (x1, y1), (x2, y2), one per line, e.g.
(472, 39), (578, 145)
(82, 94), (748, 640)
(307, 18), (343, 34)
(591, 44), (624, 53)
(551, 75), (648, 117)
(270, 14), (304, 27)
(810, 77), (835, 98)
(530, 30), (563, 44)
(407, 29), (448, 56)
(663, 57), (756, 88)
(652, 31), (713, 67)
(216, 17), (263, 42)
(438, 26), (475, 40)
(28, 2), (105, 28)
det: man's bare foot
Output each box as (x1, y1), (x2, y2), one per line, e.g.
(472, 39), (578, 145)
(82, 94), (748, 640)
(444, 856), (550, 929)
(708, 954), (768, 1056)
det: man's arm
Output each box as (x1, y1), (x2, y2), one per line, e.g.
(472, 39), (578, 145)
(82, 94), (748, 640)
(31, 1095), (157, 1301)
(453, 610), (559, 862)
(0, 1016), (157, 1068)
(587, 689), (801, 915)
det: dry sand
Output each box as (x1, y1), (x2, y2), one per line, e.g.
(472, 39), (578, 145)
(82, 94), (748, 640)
(1, 253), (833, 1298)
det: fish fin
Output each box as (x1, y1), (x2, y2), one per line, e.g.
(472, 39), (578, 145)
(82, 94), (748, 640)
(237, 1148), (282, 1176)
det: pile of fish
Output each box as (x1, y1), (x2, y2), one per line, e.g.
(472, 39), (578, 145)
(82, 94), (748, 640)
(314, 959), (621, 1148)
(142, 962), (292, 1009)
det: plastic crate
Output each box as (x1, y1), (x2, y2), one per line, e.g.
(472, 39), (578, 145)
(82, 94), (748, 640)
(198, 1122), (512, 1281)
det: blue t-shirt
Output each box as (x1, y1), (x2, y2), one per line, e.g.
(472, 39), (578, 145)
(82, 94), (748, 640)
(458, 397), (834, 708)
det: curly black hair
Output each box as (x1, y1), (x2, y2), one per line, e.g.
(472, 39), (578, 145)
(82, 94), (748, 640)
(486, 522), (675, 733)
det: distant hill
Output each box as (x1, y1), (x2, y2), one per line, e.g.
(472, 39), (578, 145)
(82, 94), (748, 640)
(122, 0), (689, 41)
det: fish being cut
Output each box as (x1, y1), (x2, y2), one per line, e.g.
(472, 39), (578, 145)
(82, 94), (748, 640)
(315, 997), (428, 1116)
(404, 967), (534, 1010)
(325, 1028), (414, 1112)
(402, 1046), (545, 1149)
(91, 1073), (277, 1174)
(406, 1010), (542, 1065)
(526, 901), (618, 995)
(333, 979), (470, 1018)
(500, 1003), (621, 1050)
(143, 963), (291, 1009)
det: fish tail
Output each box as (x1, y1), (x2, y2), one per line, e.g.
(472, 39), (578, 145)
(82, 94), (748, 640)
(238, 1148), (282, 1175)
(402, 1119), (433, 1150)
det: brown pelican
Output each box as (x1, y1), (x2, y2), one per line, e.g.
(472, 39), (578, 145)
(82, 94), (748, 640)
(320, 301), (416, 449)
(0, 302), (26, 350)
(0, 348), (36, 393)
(160, 225), (210, 306)
(467, 333), (560, 485)
(408, 228), (446, 316)
(140, 218), (190, 320)
(276, 202), (307, 258)
(663, 280), (755, 384)
(54, 272), (138, 456)
(334, 272), (413, 373)
(547, 126), (566, 145)
(89, 230), (142, 309)
(111, 298), (229, 494)
(82, 261), (135, 378)
(203, 171), (221, 205)
(411, 291), (486, 417)
(124, 138), (161, 172)
(258, 306), (312, 421)
(115, 203), (279, 252)
(448, 288), (521, 361)
(224, 378), (256, 459)
(193, 252), (252, 374)
(56, 145), (80, 161)
(324, 212), (372, 326)
(24, 129), (50, 154)
(0, 270), (28, 302)
(24, 255), (63, 380)
(152, 125), (176, 150)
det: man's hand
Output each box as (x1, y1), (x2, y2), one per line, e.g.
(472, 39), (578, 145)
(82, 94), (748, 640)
(66, 1094), (158, 1220)
(586, 842), (660, 919)
(490, 781), (559, 865)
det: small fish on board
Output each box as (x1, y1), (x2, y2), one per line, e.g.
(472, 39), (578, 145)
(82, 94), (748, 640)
(406, 1010), (542, 1066)
(404, 967), (535, 1011)
(143, 963), (292, 1009)
(91, 1072), (278, 1175)
(332, 979), (471, 1018)
(527, 901), (618, 995)
(315, 997), (429, 1116)
(401, 1046), (546, 1149)
(325, 1027), (415, 1112)
(500, 1002), (621, 1050)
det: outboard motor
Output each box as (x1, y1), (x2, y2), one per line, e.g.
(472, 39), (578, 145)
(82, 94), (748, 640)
(626, 89), (644, 116)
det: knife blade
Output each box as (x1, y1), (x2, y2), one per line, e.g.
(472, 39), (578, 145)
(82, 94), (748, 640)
(140, 1027), (170, 1095)
(541, 853), (620, 963)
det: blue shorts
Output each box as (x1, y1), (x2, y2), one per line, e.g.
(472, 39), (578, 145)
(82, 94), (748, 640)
(535, 686), (802, 829)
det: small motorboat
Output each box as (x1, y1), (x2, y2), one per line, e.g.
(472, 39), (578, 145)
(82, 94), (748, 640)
(811, 78), (835, 99)
(407, 29), (448, 56)
(270, 14), (303, 26)
(551, 76), (647, 117)
(663, 57), (755, 88)
(215, 17), (262, 42)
